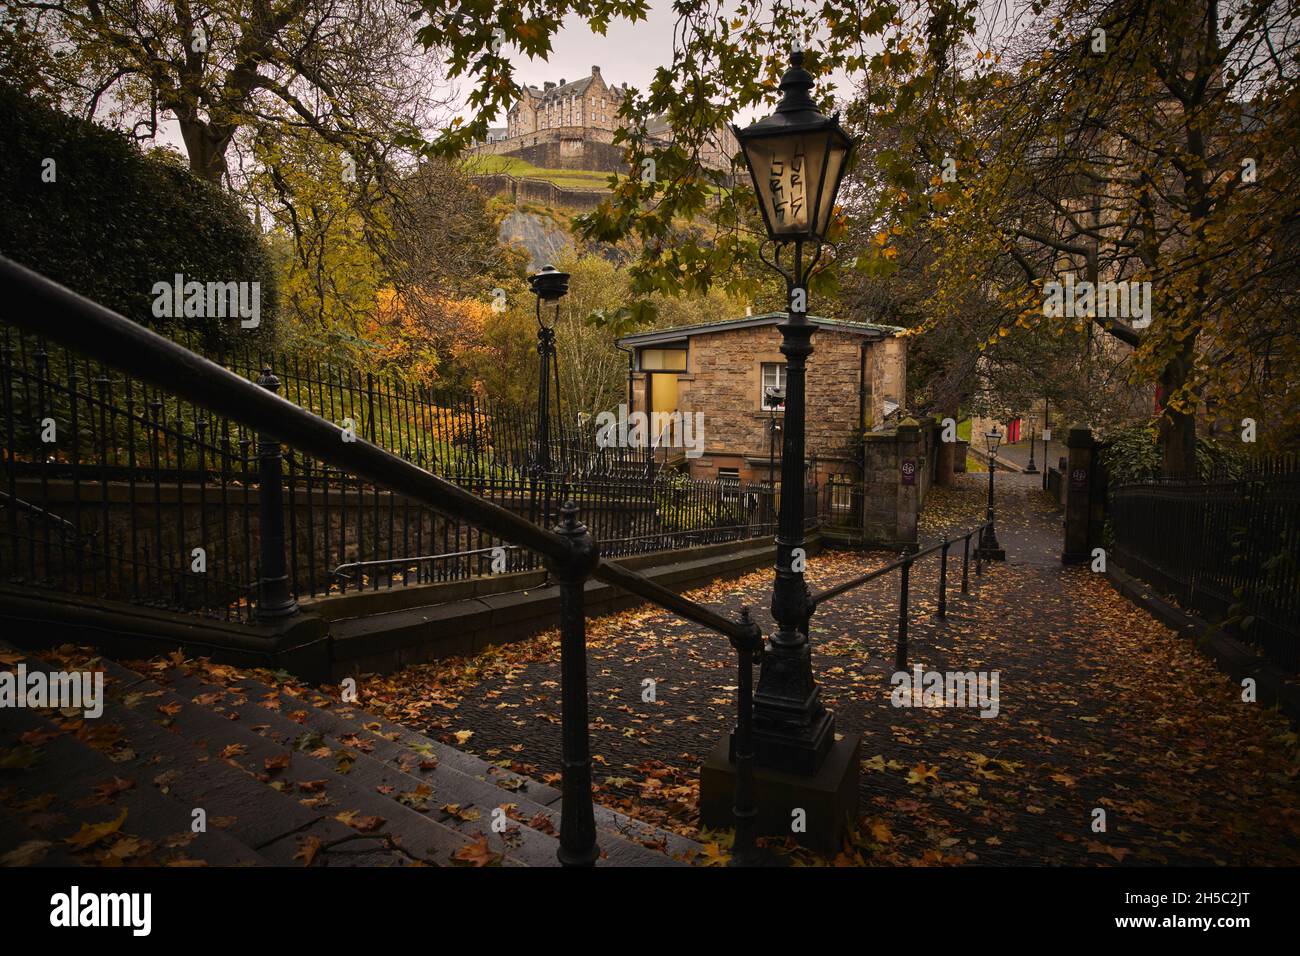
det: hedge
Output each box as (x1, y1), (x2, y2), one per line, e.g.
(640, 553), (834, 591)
(0, 83), (276, 351)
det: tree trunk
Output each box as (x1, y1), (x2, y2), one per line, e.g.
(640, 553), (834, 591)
(1158, 337), (1198, 477)
(177, 118), (233, 187)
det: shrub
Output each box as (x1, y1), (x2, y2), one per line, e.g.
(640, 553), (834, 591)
(1099, 420), (1245, 485)
(0, 82), (277, 352)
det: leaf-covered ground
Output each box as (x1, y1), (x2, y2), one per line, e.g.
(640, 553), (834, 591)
(324, 474), (1299, 865)
(12, 476), (1290, 867)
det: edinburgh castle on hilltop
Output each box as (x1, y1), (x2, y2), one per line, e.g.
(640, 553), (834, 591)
(472, 65), (738, 176)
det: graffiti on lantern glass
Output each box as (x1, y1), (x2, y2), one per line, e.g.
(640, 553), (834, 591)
(770, 146), (806, 227)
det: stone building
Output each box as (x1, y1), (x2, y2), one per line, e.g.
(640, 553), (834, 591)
(615, 313), (907, 488)
(506, 66), (625, 138)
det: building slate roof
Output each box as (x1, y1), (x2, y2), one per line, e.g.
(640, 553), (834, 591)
(522, 73), (625, 108)
(616, 312), (906, 347)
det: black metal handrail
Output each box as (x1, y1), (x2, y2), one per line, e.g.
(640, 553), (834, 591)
(806, 521), (992, 670)
(0, 255), (764, 866)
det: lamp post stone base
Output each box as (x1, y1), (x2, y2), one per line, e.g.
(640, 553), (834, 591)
(700, 731), (860, 855)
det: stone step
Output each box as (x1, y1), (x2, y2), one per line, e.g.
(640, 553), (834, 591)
(1, 644), (482, 866)
(73, 657), (411, 866)
(214, 673), (699, 862)
(275, 681), (701, 859)
(155, 665), (693, 865)
(0, 801), (85, 866)
(97, 658), (509, 866)
(1, 640), (702, 866)
(0, 670), (270, 866)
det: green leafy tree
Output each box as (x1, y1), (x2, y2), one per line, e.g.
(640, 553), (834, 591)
(914, 1), (1300, 470)
(2, 0), (447, 189)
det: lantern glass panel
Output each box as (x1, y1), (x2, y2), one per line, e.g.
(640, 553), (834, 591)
(813, 136), (850, 234)
(742, 129), (833, 239)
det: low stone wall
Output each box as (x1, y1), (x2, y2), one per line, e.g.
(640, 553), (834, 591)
(322, 533), (815, 678)
(471, 173), (607, 211)
(0, 531), (819, 683)
(469, 127), (625, 173)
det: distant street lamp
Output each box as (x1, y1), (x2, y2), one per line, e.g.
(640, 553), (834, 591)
(1041, 397), (1051, 491)
(1025, 421), (1038, 474)
(734, 50), (852, 775)
(978, 426), (1006, 561)
(527, 265), (569, 479)
(765, 384), (785, 506)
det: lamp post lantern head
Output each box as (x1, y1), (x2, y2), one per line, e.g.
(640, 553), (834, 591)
(985, 427), (1002, 457)
(528, 264), (570, 303)
(765, 385), (786, 409)
(733, 50), (853, 243)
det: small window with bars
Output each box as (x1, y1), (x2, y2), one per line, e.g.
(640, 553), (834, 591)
(761, 363), (787, 410)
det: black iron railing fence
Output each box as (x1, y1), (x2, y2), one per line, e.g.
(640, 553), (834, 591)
(806, 521), (993, 669)
(1, 326), (784, 621)
(0, 254), (768, 867)
(1109, 456), (1300, 672)
(820, 475), (862, 529)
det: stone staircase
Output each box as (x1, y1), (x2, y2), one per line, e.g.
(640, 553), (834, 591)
(0, 641), (700, 866)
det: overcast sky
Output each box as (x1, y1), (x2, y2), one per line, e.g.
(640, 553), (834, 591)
(504, 6), (682, 103)
(490, 5), (860, 127)
(146, 2), (862, 159)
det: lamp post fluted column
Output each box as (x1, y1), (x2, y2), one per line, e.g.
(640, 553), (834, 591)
(527, 265), (569, 532)
(751, 251), (834, 774)
(729, 49), (853, 778)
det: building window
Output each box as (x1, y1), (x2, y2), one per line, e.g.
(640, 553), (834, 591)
(760, 363), (787, 409)
(638, 347), (687, 372)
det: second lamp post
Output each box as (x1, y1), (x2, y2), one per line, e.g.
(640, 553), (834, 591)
(978, 426), (1006, 561)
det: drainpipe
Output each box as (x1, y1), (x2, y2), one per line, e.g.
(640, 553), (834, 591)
(615, 342), (634, 410)
(857, 341), (870, 473)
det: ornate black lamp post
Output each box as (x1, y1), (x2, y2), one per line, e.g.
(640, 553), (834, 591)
(1025, 422), (1038, 473)
(734, 50), (852, 774)
(978, 426), (1006, 561)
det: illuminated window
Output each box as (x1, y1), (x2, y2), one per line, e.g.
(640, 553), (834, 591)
(639, 348), (687, 371)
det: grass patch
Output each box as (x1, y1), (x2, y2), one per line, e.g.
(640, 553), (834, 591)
(465, 154), (615, 191)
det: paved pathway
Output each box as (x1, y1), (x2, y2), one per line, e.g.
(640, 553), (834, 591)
(994, 438), (1069, 475)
